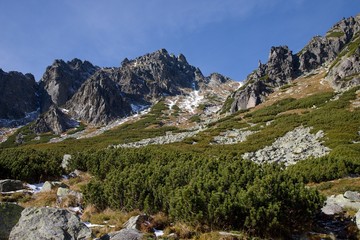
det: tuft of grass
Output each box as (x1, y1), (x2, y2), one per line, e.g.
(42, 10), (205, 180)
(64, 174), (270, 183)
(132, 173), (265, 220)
(326, 31), (345, 38)
(20, 190), (58, 208)
(310, 177), (360, 196)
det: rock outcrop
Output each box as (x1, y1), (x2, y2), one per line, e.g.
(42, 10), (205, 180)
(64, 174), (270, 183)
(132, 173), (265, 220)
(230, 46), (298, 112)
(0, 179), (24, 192)
(39, 58), (99, 110)
(242, 126), (330, 165)
(9, 207), (92, 240)
(230, 14), (360, 113)
(0, 69), (39, 127)
(322, 191), (360, 218)
(117, 49), (203, 101)
(100, 229), (143, 240)
(1, 49), (237, 132)
(66, 72), (132, 125)
(0, 203), (24, 240)
(30, 106), (78, 134)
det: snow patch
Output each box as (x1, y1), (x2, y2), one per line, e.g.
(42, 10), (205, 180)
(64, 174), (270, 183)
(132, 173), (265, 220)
(60, 108), (70, 114)
(178, 90), (204, 113)
(26, 182), (44, 193)
(154, 229), (164, 237)
(130, 103), (149, 113)
(83, 222), (105, 228)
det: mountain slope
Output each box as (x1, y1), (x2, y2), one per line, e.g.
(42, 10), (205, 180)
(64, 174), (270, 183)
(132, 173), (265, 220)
(229, 14), (360, 113)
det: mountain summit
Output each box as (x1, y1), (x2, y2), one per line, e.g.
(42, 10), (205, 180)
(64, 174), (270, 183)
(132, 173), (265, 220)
(229, 14), (360, 113)
(0, 49), (237, 134)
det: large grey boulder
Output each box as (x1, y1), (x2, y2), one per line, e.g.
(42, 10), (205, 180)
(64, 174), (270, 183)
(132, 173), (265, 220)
(40, 181), (68, 192)
(123, 214), (151, 230)
(100, 229), (144, 240)
(356, 210), (360, 230)
(322, 194), (360, 215)
(0, 179), (24, 192)
(0, 203), (24, 240)
(344, 191), (360, 202)
(9, 207), (92, 240)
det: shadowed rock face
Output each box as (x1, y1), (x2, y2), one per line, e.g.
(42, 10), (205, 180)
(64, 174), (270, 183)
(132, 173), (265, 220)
(31, 106), (78, 135)
(0, 70), (38, 123)
(230, 14), (360, 113)
(66, 72), (132, 125)
(0, 203), (24, 240)
(230, 46), (298, 113)
(39, 58), (99, 111)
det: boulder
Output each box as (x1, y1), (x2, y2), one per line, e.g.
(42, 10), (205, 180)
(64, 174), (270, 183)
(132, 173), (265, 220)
(40, 181), (68, 192)
(356, 210), (360, 230)
(57, 187), (83, 206)
(9, 207), (92, 240)
(322, 194), (360, 215)
(0, 179), (24, 192)
(0, 203), (24, 240)
(123, 214), (151, 230)
(344, 191), (360, 202)
(100, 229), (144, 240)
(61, 154), (72, 170)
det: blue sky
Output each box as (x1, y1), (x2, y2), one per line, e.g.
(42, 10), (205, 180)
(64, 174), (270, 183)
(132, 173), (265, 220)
(0, 1), (359, 82)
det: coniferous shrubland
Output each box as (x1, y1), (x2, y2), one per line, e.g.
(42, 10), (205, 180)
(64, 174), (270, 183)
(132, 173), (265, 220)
(73, 148), (324, 237)
(0, 148), (63, 182)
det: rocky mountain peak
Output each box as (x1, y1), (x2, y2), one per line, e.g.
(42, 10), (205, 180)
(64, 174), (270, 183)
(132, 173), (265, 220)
(230, 14), (360, 113)
(0, 69), (38, 126)
(66, 72), (132, 125)
(115, 49), (203, 101)
(39, 58), (99, 109)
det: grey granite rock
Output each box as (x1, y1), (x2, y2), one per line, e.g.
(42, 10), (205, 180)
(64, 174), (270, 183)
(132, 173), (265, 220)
(0, 179), (24, 192)
(242, 126), (330, 165)
(9, 207), (92, 240)
(0, 203), (24, 240)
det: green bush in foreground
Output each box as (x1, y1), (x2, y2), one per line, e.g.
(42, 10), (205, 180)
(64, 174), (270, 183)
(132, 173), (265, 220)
(79, 148), (324, 237)
(0, 148), (63, 182)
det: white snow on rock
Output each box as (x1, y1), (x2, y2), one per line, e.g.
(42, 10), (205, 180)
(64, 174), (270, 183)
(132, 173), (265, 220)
(178, 90), (204, 113)
(154, 229), (164, 237)
(26, 183), (44, 193)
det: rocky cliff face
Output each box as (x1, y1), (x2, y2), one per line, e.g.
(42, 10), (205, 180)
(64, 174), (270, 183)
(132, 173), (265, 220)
(230, 46), (298, 112)
(38, 58), (99, 111)
(1, 49), (223, 132)
(116, 49), (204, 101)
(31, 106), (78, 135)
(230, 14), (360, 113)
(0, 69), (39, 127)
(66, 71), (132, 125)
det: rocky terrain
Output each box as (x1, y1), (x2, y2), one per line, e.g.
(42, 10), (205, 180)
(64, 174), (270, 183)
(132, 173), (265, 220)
(242, 126), (330, 166)
(0, 49), (237, 138)
(229, 14), (360, 113)
(0, 13), (360, 240)
(0, 70), (39, 127)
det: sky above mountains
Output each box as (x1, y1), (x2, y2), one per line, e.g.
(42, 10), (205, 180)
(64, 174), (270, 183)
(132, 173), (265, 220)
(0, 0), (359, 82)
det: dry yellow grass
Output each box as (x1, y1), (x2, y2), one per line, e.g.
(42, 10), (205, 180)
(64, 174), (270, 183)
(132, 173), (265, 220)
(309, 177), (360, 196)
(252, 70), (333, 112)
(20, 190), (58, 208)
